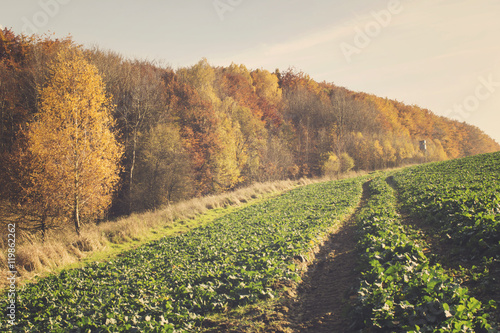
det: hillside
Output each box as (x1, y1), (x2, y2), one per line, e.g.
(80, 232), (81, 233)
(1, 28), (499, 232)
(1, 152), (498, 331)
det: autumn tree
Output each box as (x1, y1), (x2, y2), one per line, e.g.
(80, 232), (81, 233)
(0, 30), (73, 155)
(322, 152), (340, 177)
(251, 68), (283, 127)
(0, 29), (30, 154)
(329, 89), (352, 157)
(339, 152), (355, 173)
(230, 102), (267, 183)
(0, 135), (56, 237)
(178, 58), (219, 105)
(382, 139), (397, 168)
(178, 59), (246, 192)
(348, 132), (371, 170)
(394, 136), (416, 166)
(163, 69), (219, 195)
(282, 85), (322, 175)
(372, 140), (384, 170)
(0, 28), (32, 68)
(133, 123), (191, 210)
(212, 108), (243, 192)
(217, 63), (259, 113)
(260, 134), (297, 181)
(0, 63), (21, 153)
(110, 61), (167, 212)
(2, 32), (499, 226)
(25, 48), (122, 235)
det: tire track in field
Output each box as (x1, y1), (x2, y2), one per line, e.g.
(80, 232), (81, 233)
(285, 181), (371, 333)
(386, 176), (500, 329)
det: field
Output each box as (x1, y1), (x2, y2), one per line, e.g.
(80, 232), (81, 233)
(1, 152), (500, 332)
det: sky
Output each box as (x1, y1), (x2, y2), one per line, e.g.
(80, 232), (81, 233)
(1, 0), (499, 144)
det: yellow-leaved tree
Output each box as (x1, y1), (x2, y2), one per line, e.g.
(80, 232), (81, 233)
(26, 48), (122, 235)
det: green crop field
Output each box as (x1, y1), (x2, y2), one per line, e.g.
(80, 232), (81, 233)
(356, 176), (494, 332)
(393, 152), (500, 260)
(1, 177), (365, 332)
(355, 152), (500, 332)
(2, 152), (499, 332)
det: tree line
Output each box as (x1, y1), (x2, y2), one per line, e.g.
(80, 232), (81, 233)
(1, 29), (498, 236)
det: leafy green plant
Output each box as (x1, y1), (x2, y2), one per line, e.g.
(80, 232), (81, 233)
(393, 152), (500, 258)
(0, 177), (365, 331)
(355, 176), (493, 332)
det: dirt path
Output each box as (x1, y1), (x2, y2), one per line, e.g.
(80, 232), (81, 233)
(284, 181), (370, 332)
(385, 176), (500, 328)
(200, 182), (371, 333)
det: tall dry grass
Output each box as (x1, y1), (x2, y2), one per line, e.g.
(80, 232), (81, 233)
(0, 172), (369, 292)
(0, 178), (314, 291)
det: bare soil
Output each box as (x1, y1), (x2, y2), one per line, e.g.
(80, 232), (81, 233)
(200, 182), (371, 332)
(282, 181), (370, 333)
(284, 220), (359, 332)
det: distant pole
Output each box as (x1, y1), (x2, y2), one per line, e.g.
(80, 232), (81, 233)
(419, 140), (427, 163)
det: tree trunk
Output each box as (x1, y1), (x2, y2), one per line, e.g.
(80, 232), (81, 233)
(74, 187), (81, 236)
(129, 127), (138, 213)
(40, 213), (47, 242)
(74, 145), (81, 236)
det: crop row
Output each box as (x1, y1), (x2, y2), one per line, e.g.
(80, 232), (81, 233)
(1, 177), (365, 332)
(393, 152), (500, 259)
(355, 175), (493, 332)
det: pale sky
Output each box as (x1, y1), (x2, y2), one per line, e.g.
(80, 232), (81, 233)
(1, 0), (499, 144)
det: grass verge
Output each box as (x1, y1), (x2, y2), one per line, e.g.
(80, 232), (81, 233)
(0, 179), (311, 293)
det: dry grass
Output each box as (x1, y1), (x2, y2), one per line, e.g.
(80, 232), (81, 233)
(0, 179), (303, 291)
(0, 172), (368, 292)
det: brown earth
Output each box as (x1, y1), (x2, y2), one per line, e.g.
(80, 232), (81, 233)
(284, 218), (360, 332)
(282, 181), (370, 333)
(200, 214), (364, 333)
(200, 182), (371, 332)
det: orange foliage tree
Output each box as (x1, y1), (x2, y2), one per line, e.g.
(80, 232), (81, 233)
(25, 48), (122, 235)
